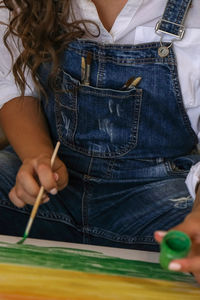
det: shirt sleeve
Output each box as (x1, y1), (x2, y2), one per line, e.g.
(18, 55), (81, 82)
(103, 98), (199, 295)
(0, 8), (38, 110)
(185, 162), (200, 199)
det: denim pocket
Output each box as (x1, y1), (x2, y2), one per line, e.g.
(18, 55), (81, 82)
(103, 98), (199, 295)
(55, 70), (142, 158)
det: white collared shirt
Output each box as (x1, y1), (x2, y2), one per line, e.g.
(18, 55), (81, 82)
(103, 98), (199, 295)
(0, 0), (200, 198)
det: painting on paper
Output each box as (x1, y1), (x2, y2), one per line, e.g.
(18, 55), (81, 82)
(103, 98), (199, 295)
(0, 237), (199, 300)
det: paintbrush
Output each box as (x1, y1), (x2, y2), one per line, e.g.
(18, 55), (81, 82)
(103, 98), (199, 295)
(17, 141), (61, 244)
(122, 76), (142, 90)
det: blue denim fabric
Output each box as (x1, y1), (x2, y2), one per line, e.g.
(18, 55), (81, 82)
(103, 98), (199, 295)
(0, 1), (199, 251)
(40, 40), (197, 160)
(158, 0), (192, 36)
(0, 147), (199, 250)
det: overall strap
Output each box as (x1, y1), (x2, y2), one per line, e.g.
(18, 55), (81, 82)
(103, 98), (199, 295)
(156, 0), (192, 40)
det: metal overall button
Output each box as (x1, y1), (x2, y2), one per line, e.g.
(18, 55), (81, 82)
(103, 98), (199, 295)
(158, 45), (171, 58)
(158, 40), (173, 58)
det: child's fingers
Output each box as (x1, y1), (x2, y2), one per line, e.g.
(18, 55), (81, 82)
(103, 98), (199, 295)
(35, 158), (58, 194)
(155, 212), (200, 245)
(34, 155), (68, 192)
(54, 172), (59, 182)
(10, 156), (68, 207)
(56, 166), (69, 191)
(15, 163), (50, 203)
(154, 231), (167, 243)
(168, 258), (200, 284)
(9, 185), (49, 207)
(16, 165), (41, 197)
(9, 187), (26, 208)
(169, 257), (200, 274)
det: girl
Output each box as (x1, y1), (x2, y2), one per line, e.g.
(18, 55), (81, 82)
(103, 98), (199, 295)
(0, 0), (200, 282)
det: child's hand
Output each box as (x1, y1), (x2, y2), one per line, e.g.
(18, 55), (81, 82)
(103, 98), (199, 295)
(155, 210), (200, 284)
(9, 154), (68, 207)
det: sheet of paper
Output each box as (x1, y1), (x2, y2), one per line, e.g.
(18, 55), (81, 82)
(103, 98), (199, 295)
(0, 235), (199, 300)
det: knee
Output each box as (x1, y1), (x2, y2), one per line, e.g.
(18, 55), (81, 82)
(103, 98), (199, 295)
(0, 149), (21, 179)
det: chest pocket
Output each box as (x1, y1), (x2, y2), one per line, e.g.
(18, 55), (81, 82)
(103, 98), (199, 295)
(55, 70), (142, 158)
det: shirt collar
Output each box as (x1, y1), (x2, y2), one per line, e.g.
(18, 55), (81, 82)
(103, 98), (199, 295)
(73, 0), (143, 42)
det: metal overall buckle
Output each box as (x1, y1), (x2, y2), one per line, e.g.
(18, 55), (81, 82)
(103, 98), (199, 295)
(155, 19), (185, 58)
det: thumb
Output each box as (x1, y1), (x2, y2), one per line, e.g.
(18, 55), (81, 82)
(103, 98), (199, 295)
(154, 231), (167, 243)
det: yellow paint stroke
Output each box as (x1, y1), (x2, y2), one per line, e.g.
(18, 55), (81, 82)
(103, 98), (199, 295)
(0, 263), (199, 300)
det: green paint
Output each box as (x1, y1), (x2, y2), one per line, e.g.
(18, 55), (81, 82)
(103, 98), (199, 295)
(160, 231), (191, 269)
(16, 235), (27, 245)
(0, 242), (195, 284)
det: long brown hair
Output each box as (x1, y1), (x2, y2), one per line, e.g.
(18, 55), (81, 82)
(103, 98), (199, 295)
(0, 0), (97, 97)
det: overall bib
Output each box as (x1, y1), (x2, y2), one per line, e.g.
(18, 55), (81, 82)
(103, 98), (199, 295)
(0, 0), (199, 251)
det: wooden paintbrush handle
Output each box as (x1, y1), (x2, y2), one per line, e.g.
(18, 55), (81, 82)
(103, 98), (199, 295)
(25, 141), (61, 235)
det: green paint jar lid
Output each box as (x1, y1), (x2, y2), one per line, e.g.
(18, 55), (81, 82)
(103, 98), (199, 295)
(160, 230), (191, 270)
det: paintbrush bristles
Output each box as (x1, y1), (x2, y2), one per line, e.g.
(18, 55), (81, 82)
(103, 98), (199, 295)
(17, 141), (61, 244)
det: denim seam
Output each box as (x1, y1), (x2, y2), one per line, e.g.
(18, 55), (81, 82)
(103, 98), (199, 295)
(55, 95), (76, 111)
(67, 45), (176, 63)
(68, 41), (169, 51)
(85, 227), (156, 245)
(105, 159), (116, 179)
(68, 53), (175, 65)
(0, 202), (80, 228)
(82, 170), (94, 243)
(87, 157), (94, 176)
(169, 51), (198, 142)
(72, 86), (78, 145)
(81, 183), (87, 243)
(164, 161), (189, 176)
(79, 89), (142, 98)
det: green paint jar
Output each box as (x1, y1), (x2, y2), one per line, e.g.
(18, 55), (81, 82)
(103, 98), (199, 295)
(160, 230), (191, 270)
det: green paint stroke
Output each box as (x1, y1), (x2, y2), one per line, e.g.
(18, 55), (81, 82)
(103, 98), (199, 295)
(0, 242), (196, 284)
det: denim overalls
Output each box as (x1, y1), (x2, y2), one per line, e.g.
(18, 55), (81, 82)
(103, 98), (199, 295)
(0, 0), (199, 250)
